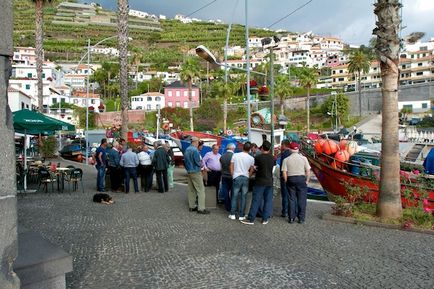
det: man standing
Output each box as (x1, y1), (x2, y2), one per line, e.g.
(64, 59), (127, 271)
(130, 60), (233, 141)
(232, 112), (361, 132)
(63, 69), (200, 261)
(120, 147), (139, 193)
(107, 141), (122, 192)
(202, 144), (222, 203)
(152, 141), (169, 193)
(184, 137), (210, 214)
(165, 141), (175, 189)
(279, 139), (291, 218)
(229, 142), (254, 220)
(137, 144), (153, 192)
(95, 138), (108, 192)
(241, 141), (274, 225)
(282, 142), (311, 224)
(219, 143), (235, 211)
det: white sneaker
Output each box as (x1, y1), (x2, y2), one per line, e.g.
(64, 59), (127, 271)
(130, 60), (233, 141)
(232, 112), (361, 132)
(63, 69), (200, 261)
(262, 220), (269, 225)
(228, 214), (236, 220)
(238, 216), (245, 221)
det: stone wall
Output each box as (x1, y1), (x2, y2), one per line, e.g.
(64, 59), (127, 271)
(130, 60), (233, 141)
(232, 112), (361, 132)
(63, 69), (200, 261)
(96, 110), (146, 127)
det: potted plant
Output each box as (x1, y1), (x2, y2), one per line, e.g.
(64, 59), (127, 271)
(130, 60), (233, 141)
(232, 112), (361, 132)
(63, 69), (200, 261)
(88, 106), (95, 112)
(98, 104), (105, 113)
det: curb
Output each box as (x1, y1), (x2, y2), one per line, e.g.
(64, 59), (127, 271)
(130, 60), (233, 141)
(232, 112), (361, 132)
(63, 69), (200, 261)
(322, 213), (434, 235)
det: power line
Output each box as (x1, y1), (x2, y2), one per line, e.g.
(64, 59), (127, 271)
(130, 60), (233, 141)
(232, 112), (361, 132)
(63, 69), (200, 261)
(186, 0), (219, 18)
(267, 0), (314, 29)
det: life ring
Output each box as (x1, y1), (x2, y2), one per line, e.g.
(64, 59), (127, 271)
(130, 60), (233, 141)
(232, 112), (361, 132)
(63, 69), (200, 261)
(226, 130), (233, 136)
(162, 123), (170, 131)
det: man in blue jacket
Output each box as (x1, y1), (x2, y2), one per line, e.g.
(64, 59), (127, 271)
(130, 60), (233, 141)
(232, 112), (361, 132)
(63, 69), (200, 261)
(184, 137), (210, 214)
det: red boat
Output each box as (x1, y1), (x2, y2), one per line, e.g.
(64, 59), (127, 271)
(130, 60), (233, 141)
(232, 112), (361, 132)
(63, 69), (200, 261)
(300, 140), (434, 210)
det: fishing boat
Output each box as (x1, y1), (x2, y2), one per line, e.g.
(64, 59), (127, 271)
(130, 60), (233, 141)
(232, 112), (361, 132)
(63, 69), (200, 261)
(300, 139), (434, 210)
(59, 143), (84, 162)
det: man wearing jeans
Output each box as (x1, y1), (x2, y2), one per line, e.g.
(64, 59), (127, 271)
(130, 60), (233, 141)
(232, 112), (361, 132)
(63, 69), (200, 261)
(120, 147), (139, 193)
(220, 143), (235, 211)
(95, 138), (107, 192)
(282, 142), (311, 224)
(279, 139), (291, 217)
(241, 141), (274, 225)
(184, 137), (210, 215)
(229, 142), (254, 220)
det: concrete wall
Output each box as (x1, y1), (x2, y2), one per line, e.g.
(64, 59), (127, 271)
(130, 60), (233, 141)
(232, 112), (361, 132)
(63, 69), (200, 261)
(0, 0), (20, 287)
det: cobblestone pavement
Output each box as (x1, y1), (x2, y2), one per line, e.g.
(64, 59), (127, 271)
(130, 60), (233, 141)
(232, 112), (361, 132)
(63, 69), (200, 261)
(18, 162), (434, 289)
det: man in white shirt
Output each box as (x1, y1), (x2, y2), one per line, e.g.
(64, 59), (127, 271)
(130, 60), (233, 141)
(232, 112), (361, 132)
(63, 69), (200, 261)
(282, 142), (311, 224)
(137, 145), (153, 192)
(229, 142), (254, 220)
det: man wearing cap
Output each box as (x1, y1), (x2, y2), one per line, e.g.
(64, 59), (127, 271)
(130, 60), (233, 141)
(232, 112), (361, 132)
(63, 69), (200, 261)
(184, 137), (210, 214)
(281, 142), (311, 224)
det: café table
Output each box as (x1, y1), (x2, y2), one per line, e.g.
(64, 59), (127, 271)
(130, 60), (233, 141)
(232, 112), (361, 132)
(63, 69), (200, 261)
(55, 167), (72, 193)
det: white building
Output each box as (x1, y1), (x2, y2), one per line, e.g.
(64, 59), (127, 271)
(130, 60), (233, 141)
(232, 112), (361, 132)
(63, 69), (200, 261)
(90, 47), (119, 56)
(9, 78), (51, 109)
(11, 63), (55, 80)
(131, 92), (165, 111)
(7, 87), (33, 112)
(248, 37), (264, 49)
(13, 47), (37, 65)
(398, 100), (431, 113)
(63, 74), (87, 89)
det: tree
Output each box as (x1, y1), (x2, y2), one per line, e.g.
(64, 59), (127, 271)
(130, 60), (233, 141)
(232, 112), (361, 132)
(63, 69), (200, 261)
(214, 80), (236, 133)
(179, 57), (201, 131)
(321, 93), (350, 126)
(373, 0), (402, 219)
(32, 0), (53, 112)
(292, 65), (318, 133)
(348, 49), (371, 117)
(91, 62), (119, 98)
(274, 74), (293, 116)
(117, 0), (129, 140)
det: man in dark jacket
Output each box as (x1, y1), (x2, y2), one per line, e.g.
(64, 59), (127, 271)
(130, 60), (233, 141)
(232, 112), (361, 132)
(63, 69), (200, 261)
(152, 141), (169, 193)
(107, 141), (122, 192)
(219, 143), (235, 211)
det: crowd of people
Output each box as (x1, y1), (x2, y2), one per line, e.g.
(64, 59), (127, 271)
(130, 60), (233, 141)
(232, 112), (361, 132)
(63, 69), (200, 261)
(93, 136), (311, 224)
(94, 138), (175, 194)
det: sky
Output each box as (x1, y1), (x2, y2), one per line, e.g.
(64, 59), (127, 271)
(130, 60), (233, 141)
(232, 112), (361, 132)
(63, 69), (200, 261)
(86, 0), (434, 45)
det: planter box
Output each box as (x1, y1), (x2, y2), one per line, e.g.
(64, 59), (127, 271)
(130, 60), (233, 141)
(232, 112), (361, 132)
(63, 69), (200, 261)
(322, 213), (434, 235)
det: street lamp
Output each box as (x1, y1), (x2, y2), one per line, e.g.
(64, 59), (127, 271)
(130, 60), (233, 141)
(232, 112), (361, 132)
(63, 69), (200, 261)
(196, 45), (266, 141)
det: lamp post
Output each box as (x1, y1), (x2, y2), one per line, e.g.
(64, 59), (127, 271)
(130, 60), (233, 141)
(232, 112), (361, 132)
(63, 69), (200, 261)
(245, 0), (251, 140)
(76, 36), (117, 165)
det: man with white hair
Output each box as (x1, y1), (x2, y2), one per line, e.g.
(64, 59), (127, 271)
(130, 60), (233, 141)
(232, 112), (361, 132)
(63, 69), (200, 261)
(219, 142), (235, 211)
(282, 142), (311, 224)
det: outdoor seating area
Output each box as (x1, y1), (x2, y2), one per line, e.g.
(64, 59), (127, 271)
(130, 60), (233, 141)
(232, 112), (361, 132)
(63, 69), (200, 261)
(17, 160), (84, 194)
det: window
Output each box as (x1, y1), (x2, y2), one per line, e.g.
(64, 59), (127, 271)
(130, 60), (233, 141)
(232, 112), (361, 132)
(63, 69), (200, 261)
(61, 98), (65, 103)
(21, 102), (25, 110)
(191, 91), (196, 97)
(73, 99), (78, 104)
(176, 101), (180, 107)
(82, 99), (86, 105)
(27, 73), (32, 78)
(42, 73), (45, 79)
(25, 84), (30, 90)
(147, 104), (151, 110)
(147, 97), (152, 101)
(418, 63), (423, 67)
(422, 103), (428, 109)
(183, 91), (188, 97)
(168, 91), (172, 97)
(403, 104), (413, 110)
(338, 77), (344, 81)
(52, 98), (57, 104)
(168, 101), (173, 107)
(175, 90), (180, 97)
(416, 72), (423, 76)
(91, 99), (95, 104)
(155, 97), (161, 101)
(183, 101), (188, 108)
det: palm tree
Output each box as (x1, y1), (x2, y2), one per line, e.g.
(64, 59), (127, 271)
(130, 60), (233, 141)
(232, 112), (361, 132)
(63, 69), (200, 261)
(117, 0), (129, 140)
(373, 0), (403, 219)
(293, 65), (318, 133)
(215, 80), (235, 133)
(180, 57), (201, 131)
(32, 0), (52, 112)
(274, 74), (293, 116)
(348, 50), (371, 117)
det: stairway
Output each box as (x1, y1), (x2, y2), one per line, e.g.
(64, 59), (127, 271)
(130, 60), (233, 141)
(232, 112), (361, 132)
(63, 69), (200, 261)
(404, 144), (426, 162)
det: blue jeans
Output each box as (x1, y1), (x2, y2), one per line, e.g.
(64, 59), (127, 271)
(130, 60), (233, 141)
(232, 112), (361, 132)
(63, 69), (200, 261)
(280, 177), (289, 216)
(231, 176), (249, 216)
(248, 185), (273, 222)
(96, 164), (106, 191)
(287, 175), (307, 221)
(220, 176), (233, 211)
(124, 167), (139, 193)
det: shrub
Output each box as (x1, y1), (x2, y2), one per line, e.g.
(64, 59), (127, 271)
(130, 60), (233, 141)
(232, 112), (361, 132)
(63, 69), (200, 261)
(40, 136), (57, 158)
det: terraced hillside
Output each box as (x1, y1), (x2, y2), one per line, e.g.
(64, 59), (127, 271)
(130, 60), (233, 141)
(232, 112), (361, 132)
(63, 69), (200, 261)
(13, 0), (279, 64)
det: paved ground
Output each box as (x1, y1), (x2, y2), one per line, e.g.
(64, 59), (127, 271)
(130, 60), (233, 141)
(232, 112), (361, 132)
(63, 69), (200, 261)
(18, 159), (434, 289)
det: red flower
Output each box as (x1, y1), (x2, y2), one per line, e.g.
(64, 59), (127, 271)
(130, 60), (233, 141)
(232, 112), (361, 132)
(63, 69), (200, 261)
(249, 80), (257, 87)
(258, 85), (269, 95)
(88, 106), (95, 111)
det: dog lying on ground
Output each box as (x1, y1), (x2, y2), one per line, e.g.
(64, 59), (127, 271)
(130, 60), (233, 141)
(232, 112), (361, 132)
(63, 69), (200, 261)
(93, 193), (114, 205)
